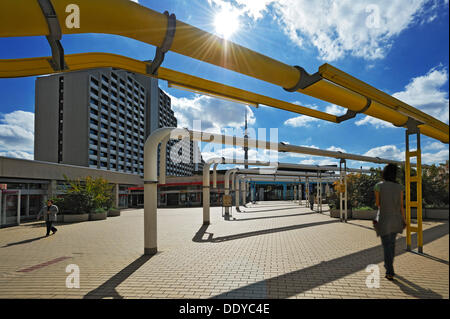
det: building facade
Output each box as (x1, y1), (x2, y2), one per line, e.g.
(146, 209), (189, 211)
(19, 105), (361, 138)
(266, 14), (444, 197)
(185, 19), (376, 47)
(35, 68), (204, 178)
(0, 156), (141, 227)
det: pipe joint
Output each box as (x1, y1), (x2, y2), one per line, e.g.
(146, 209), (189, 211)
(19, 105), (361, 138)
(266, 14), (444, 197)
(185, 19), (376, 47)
(283, 66), (322, 92)
(38, 0), (67, 71)
(336, 97), (372, 123)
(148, 11), (176, 75)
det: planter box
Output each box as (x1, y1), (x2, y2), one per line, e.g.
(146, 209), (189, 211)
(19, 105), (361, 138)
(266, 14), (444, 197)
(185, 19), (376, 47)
(89, 211), (108, 221)
(63, 214), (89, 223)
(330, 209), (352, 219)
(410, 208), (448, 220)
(426, 209), (449, 220)
(352, 210), (377, 220)
(108, 209), (121, 217)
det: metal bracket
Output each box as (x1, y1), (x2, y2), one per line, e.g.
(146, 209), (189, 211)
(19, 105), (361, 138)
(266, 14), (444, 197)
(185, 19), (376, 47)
(37, 0), (67, 71)
(336, 97), (372, 123)
(147, 11), (177, 76)
(283, 66), (322, 92)
(144, 180), (159, 185)
(394, 117), (424, 131)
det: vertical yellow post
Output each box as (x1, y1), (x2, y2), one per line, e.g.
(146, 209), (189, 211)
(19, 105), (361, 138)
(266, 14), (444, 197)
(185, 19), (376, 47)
(405, 134), (412, 251)
(416, 132), (423, 253)
(405, 119), (423, 253)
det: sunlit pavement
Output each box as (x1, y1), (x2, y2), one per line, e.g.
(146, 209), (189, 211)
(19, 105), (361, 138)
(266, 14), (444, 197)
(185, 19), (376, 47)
(0, 201), (448, 299)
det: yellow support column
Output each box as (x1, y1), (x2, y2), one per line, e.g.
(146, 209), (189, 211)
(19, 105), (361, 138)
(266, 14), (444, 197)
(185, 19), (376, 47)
(405, 119), (424, 253)
(416, 133), (423, 253)
(405, 132), (412, 251)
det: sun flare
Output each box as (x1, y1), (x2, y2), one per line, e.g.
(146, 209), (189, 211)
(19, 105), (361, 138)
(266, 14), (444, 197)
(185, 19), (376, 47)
(214, 8), (240, 39)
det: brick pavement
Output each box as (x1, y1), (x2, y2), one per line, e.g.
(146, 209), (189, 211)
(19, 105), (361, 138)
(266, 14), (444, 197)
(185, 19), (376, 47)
(0, 201), (448, 299)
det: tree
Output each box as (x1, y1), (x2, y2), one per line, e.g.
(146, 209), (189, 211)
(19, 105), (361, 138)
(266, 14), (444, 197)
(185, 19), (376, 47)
(54, 176), (114, 214)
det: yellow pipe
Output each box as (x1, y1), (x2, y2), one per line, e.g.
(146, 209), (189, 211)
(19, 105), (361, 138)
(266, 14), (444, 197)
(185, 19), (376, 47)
(0, 53), (337, 123)
(319, 63), (449, 134)
(0, 0), (448, 142)
(0, 0), (299, 89)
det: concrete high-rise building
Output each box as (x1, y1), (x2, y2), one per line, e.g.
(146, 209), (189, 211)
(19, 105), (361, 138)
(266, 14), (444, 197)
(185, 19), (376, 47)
(35, 68), (203, 177)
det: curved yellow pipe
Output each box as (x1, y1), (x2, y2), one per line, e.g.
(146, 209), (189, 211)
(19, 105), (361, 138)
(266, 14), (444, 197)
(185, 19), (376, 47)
(0, 0), (448, 143)
(0, 53), (337, 123)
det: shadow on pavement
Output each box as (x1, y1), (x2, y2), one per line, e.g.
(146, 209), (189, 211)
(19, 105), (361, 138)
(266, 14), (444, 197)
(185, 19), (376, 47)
(392, 275), (442, 298)
(231, 212), (316, 222)
(193, 219), (339, 243)
(211, 222), (448, 299)
(84, 255), (153, 299)
(1, 235), (47, 248)
(409, 251), (449, 266)
(239, 206), (307, 214)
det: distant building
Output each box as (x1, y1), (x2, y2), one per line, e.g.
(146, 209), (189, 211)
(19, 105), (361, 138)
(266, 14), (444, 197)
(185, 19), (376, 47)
(35, 68), (204, 177)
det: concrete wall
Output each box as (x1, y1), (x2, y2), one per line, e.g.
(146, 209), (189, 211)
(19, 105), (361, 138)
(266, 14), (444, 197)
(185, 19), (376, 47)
(0, 156), (142, 185)
(63, 72), (89, 167)
(35, 76), (60, 163)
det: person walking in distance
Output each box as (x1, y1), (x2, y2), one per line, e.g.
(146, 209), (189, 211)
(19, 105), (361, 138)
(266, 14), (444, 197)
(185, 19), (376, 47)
(37, 199), (58, 237)
(374, 164), (407, 281)
(309, 192), (316, 211)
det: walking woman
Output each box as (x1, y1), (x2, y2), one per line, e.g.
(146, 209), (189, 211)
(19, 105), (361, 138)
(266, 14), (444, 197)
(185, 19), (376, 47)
(374, 164), (407, 281)
(37, 199), (58, 237)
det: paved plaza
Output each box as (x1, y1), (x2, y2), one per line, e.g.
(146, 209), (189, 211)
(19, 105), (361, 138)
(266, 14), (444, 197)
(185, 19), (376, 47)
(0, 201), (448, 299)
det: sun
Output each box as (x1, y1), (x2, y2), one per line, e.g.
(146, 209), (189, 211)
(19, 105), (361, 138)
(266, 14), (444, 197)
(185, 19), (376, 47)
(214, 8), (240, 40)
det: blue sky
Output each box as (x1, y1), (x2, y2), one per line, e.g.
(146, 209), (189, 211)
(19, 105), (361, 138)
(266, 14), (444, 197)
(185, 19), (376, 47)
(0, 0), (448, 169)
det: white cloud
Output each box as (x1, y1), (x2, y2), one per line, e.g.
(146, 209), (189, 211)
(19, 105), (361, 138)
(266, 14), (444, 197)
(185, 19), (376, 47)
(324, 104), (347, 116)
(355, 116), (396, 129)
(423, 141), (446, 151)
(283, 115), (321, 128)
(210, 0), (442, 61)
(0, 111), (34, 159)
(363, 143), (449, 165)
(422, 149), (449, 164)
(167, 93), (256, 133)
(0, 151), (33, 160)
(393, 67), (449, 123)
(363, 145), (404, 161)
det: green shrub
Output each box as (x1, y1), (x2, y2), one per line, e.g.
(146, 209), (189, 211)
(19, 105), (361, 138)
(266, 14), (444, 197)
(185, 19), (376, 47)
(54, 175), (114, 214)
(92, 207), (106, 214)
(353, 206), (375, 211)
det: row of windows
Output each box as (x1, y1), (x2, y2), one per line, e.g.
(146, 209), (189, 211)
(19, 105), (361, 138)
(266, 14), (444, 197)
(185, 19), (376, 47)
(89, 116), (145, 136)
(90, 94), (145, 118)
(89, 161), (144, 175)
(97, 74), (145, 100)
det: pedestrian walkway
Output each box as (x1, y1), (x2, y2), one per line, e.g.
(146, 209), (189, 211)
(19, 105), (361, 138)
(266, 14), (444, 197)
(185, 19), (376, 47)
(0, 201), (447, 299)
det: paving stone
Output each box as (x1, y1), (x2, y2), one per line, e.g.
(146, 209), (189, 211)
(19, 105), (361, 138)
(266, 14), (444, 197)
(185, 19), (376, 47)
(0, 202), (447, 299)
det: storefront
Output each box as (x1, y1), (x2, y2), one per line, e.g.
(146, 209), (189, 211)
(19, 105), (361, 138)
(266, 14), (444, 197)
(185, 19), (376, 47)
(0, 181), (48, 227)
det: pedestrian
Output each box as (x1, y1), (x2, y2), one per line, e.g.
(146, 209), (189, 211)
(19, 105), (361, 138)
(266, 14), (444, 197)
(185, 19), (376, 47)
(37, 199), (59, 237)
(374, 164), (407, 281)
(309, 192), (315, 211)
